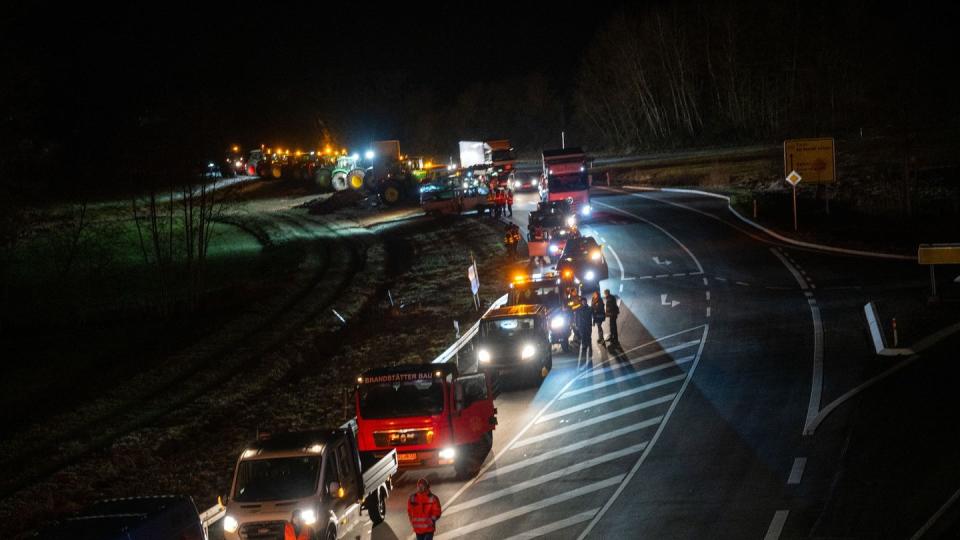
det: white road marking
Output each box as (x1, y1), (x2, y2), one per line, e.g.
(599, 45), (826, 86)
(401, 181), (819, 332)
(656, 274), (670, 278)
(480, 427), (651, 482)
(502, 509), (598, 540)
(515, 411), (665, 449)
(910, 486), (960, 540)
(562, 355), (695, 399)
(594, 201), (705, 274)
(771, 248), (823, 434)
(447, 443), (648, 515)
(787, 457), (807, 485)
(607, 245), (627, 282)
(435, 476), (625, 540)
(638, 275), (653, 280)
(715, 277), (728, 282)
(577, 326), (710, 539)
(736, 281), (750, 286)
(764, 510), (790, 540)
(538, 378), (684, 423)
(706, 307), (712, 318)
(673, 273), (687, 277)
(618, 338), (701, 360)
(621, 277), (636, 281)
(703, 277), (709, 286)
(619, 283), (624, 293)
(706, 291), (711, 301)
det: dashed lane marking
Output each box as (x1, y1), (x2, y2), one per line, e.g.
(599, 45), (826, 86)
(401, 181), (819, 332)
(515, 411), (666, 449)
(787, 458), (807, 485)
(538, 377), (685, 423)
(479, 427), (652, 482)
(561, 355), (695, 399)
(502, 510), (599, 540)
(446, 443), (648, 515)
(736, 281), (750, 286)
(764, 510), (790, 540)
(434, 475), (625, 540)
(706, 291), (711, 301)
(706, 307), (712, 318)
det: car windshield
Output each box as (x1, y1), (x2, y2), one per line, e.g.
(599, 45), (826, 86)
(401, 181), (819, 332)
(233, 456), (321, 502)
(547, 173), (589, 192)
(509, 286), (561, 309)
(482, 317), (538, 339)
(563, 238), (598, 259)
(358, 379), (445, 419)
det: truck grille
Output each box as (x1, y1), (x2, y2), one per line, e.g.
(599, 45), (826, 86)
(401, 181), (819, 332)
(239, 521), (285, 540)
(373, 428), (430, 447)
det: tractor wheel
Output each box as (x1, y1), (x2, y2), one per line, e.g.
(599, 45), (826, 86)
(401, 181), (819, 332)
(347, 168), (365, 190)
(380, 181), (402, 205)
(314, 168), (333, 191)
(331, 171), (348, 191)
(270, 165), (282, 179)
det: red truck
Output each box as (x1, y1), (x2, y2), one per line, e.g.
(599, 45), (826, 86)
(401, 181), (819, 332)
(540, 147), (593, 219)
(355, 363), (497, 479)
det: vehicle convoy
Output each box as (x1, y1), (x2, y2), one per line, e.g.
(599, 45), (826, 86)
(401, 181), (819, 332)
(358, 140), (424, 205)
(477, 304), (553, 386)
(222, 426), (397, 540)
(508, 270), (576, 352)
(527, 202), (579, 260)
(355, 363), (496, 479)
(36, 495), (205, 540)
(540, 147), (593, 218)
(557, 235), (609, 293)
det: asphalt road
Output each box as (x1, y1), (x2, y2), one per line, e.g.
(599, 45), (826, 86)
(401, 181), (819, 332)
(359, 187), (957, 540)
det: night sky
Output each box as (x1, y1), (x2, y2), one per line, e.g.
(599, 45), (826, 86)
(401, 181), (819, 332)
(3, 3), (610, 156)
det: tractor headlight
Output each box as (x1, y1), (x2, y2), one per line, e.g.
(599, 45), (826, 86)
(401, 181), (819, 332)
(550, 315), (566, 329)
(581, 205), (592, 216)
(478, 349), (491, 363)
(223, 515), (239, 533)
(585, 270), (596, 281)
(299, 509), (318, 526)
(521, 344), (536, 359)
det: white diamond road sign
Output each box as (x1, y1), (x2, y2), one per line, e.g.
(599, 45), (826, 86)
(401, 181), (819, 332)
(786, 170), (802, 186)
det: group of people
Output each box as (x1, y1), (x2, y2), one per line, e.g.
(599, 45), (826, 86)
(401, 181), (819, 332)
(487, 186), (514, 218)
(573, 288), (620, 370)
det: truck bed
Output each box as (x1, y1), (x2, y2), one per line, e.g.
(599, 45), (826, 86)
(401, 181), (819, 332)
(362, 449), (398, 495)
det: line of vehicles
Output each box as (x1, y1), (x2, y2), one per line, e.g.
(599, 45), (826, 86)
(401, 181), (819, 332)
(36, 142), (604, 540)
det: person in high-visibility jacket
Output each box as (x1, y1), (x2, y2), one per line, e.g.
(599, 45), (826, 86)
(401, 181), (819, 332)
(283, 519), (312, 540)
(407, 477), (442, 540)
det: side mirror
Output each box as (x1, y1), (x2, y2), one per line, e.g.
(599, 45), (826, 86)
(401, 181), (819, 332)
(328, 481), (342, 498)
(218, 495), (227, 507)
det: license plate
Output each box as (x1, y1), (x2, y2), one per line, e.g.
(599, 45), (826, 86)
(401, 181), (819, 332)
(398, 452), (418, 462)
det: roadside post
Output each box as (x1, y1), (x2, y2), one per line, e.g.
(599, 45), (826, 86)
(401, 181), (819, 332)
(918, 244), (960, 302)
(786, 170), (802, 231)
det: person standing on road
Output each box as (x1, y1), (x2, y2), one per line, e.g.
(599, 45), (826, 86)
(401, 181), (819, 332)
(604, 289), (620, 343)
(408, 478), (442, 540)
(575, 297), (594, 370)
(506, 188), (514, 217)
(591, 290), (606, 344)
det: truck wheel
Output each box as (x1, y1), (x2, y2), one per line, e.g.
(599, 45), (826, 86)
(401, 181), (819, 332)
(325, 525), (337, 540)
(366, 486), (387, 524)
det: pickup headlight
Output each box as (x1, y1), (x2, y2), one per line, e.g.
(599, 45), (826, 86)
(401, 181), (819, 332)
(585, 270), (596, 281)
(223, 515), (239, 533)
(590, 250), (601, 261)
(550, 315), (566, 329)
(566, 215), (576, 228)
(478, 349), (491, 363)
(299, 508), (318, 526)
(514, 180), (521, 188)
(521, 344), (536, 359)
(532, 178), (539, 186)
(581, 205), (592, 216)
(439, 447), (456, 460)
(549, 244), (560, 254)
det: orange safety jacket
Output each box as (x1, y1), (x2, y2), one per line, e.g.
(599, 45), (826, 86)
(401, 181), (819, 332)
(284, 522), (312, 540)
(407, 491), (442, 534)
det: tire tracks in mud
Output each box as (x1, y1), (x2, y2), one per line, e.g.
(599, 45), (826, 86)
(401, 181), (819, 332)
(0, 210), (379, 504)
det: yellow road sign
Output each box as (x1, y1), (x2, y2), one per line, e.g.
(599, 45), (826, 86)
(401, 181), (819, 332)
(918, 244), (960, 265)
(784, 138), (836, 184)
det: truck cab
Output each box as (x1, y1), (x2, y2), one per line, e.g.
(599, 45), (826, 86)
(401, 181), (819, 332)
(508, 270), (577, 352)
(355, 363), (496, 479)
(540, 147), (592, 219)
(222, 427), (396, 540)
(477, 305), (553, 386)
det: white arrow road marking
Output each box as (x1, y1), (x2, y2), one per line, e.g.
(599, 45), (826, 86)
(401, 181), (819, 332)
(446, 443), (648, 515)
(434, 476), (625, 540)
(653, 256), (672, 265)
(661, 294), (680, 307)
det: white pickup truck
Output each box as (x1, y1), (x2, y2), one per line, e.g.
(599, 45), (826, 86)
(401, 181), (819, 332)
(222, 422), (397, 540)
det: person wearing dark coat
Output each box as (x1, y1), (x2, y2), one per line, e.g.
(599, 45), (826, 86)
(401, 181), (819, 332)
(604, 289), (620, 343)
(575, 297), (594, 370)
(591, 290), (605, 344)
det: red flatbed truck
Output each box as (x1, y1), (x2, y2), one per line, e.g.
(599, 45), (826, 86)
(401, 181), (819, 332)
(540, 147), (593, 219)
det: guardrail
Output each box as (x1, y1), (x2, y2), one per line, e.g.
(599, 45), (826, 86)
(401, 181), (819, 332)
(200, 293), (509, 534)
